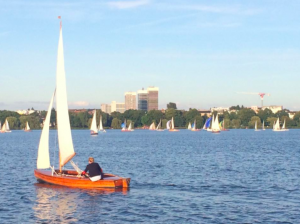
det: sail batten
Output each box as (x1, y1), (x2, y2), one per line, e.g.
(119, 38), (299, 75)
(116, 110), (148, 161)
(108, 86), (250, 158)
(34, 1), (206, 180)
(56, 27), (75, 168)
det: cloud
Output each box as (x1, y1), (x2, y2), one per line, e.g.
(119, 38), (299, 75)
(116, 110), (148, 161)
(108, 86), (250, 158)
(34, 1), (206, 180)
(68, 101), (90, 107)
(108, 0), (150, 9)
(156, 3), (262, 15)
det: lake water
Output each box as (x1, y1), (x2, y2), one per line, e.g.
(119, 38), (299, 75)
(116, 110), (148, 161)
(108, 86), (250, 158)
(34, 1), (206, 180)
(0, 129), (300, 223)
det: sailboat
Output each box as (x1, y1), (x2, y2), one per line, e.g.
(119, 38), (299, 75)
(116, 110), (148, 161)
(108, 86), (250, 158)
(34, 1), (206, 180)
(90, 110), (98, 135)
(203, 117), (212, 131)
(24, 121), (31, 132)
(273, 118), (285, 132)
(34, 21), (130, 188)
(191, 119), (200, 131)
(281, 118), (289, 131)
(156, 119), (164, 131)
(187, 122), (192, 130)
(98, 115), (106, 133)
(168, 117), (179, 132)
(121, 119), (131, 132)
(149, 122), (156, 130)
(254, 121), (260, 131)
(0, 119), (11, 133)
(220, 120), (229, 131)
(211, 114), (221, 133)
(262, 120), (266, 130)
(128, 122), (134, 131)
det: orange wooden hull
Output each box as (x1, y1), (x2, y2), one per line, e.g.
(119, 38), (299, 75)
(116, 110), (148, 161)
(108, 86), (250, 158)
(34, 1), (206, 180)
(34, 169), (130, 189)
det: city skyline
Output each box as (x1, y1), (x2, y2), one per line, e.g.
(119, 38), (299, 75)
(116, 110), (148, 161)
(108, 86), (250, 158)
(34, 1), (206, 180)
(1, 0), (300, 111)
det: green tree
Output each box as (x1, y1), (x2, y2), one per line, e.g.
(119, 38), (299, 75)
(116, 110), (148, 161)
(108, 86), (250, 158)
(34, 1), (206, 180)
(162, 119), (167, 129)
(238, 108), (256, 127)
(248, 116), (261, 129)
(141, 115), (151, 126)
(293, 112), (300, 127)
(167, 102), (177, 109)
(111, 118), (121, 129)
(267, 117), (278, 128)
(231, 119), (241, 128)
(257, 108), (274, 126)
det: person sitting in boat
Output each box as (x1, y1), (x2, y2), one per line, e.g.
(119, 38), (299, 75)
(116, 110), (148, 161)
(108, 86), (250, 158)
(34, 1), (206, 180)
(81, 157), (103, 181)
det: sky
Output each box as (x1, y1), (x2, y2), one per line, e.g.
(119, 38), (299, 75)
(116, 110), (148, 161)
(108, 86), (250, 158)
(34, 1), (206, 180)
(0, 0), (300, 111)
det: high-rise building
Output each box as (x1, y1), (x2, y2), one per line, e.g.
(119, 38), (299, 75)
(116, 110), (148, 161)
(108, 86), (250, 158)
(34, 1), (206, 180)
(137, 88), (148, 111)
(101, 104), (111, 114)
(125, 92), (137, 110)
(147, 86), (159, 111)
(111, 101), (125, 113)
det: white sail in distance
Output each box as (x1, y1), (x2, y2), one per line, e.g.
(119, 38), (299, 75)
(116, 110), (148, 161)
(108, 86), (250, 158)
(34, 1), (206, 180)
(5, 119), (10, 131)
(37, 92), (55, 169)
(166, 120), (171, 130)
(56, 25), (75, 168)
(99, 115), (104, 131)
(90, 110), (98, 133)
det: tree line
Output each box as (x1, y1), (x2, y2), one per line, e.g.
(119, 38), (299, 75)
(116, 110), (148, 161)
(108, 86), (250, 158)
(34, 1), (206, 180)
(1, 105), (300, 130)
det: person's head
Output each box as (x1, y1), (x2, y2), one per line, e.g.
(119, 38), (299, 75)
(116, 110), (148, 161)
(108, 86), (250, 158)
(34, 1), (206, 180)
(88, 157), (94, 164)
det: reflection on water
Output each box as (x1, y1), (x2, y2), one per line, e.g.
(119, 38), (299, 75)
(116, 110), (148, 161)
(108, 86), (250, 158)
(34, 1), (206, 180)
(33, 183), (128, 223)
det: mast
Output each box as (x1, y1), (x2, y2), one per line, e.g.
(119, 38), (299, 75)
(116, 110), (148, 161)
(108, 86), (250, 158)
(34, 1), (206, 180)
(56, 19), (75, 172)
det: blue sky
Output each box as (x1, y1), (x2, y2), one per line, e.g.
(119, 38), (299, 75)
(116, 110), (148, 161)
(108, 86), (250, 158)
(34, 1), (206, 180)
(0, 0), (300, 110)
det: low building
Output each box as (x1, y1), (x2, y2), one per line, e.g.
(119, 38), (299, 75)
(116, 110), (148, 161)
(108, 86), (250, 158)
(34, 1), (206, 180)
(101, 104), (111, 114)
(210, 107), (229, 114)
(16, 109), (36, 115)
(111, 101), (125, 113)
(198, 110), (211, 117)
(262, 105), (283, 114)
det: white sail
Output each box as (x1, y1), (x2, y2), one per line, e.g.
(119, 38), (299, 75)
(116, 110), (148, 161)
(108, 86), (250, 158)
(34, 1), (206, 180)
(192, 120), (196, 130)
(99, 115), (104, 131)
(56, 26), (75, 168)
(37, 92), (55, 169)
(171, 117), (175, 129)
(149, 122), (155, 130)
(274, 118), (280, 130)
(156, 120), (161, 130)
(128, 122), (132, 131)
(255, 121), (257, 130)
(282, 119), (286, 129)
(262, 120), (265, 130)
(211, 114), (220, 131)
(188, 122), (191, 130)
(26, 122), (30, 130)
(90, 110), (98, 133)
(166, 120), (171, 130)
(5, 119), (10, 131)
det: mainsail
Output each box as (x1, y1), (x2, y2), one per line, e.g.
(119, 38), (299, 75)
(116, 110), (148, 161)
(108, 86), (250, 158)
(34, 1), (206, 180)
(26, 122), (30, 131)
(5, 119), (10, 131)
(188, 122), (191, 130)
(98, 115), (104, 131)
(211, 114), (220, 131)
(37, 92), (55, 169)
(90, 110), (98, 134)
(171, 117), (175, 129)
(166, 120), (171, 130)
(156, 119), (161, 130)
(56, 25), (75, 169)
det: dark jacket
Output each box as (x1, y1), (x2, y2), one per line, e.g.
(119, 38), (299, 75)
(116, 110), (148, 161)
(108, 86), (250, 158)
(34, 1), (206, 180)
(84, 162), (103, 178)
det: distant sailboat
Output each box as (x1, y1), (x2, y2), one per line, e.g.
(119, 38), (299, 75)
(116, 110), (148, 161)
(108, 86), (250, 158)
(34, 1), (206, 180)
(273, 118), (285, 132)
(128, 122), (134, 131)
(187, 122), (192, 130)
(203, 117), (212, 131)
(220, 120), (229, 131)
(262, 120), (266, 130)
(282, 118), (289, 131)
(24, 121), (31, 132)
(191, 119), (200, 131)
(98, 115), (106, 133)
(90, 110), (98, 135)
(168, 117), (179, 132)
(254, 120), (260, 131)
(34, 20), (130, 188)
(0, 119), (11, 133)
(156, 119), (164, 131)
(121, 119), (131, 132)
(149, 122), (156, 130)
(211, 114), (220, 133)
